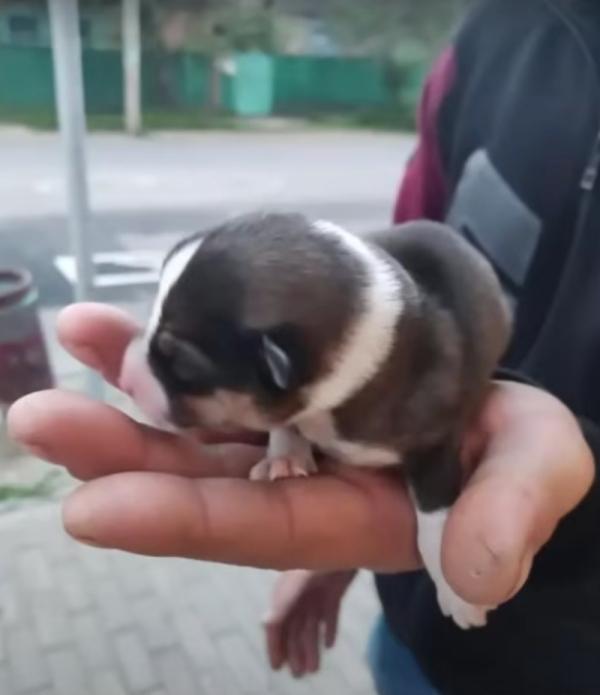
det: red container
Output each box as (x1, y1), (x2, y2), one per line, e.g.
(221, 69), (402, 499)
(0, 268), (54, 408)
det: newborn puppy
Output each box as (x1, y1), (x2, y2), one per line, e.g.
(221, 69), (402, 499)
(120, 212), (511, 629)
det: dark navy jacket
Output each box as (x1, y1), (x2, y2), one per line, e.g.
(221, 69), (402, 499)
(376, 1), (600, 692)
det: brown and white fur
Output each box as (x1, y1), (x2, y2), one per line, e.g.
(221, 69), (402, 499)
(120, 212), (511, 630)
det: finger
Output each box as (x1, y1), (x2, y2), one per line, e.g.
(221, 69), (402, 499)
(264, 618), (287, 671)
(301, 614), (320, 674)
(263, 571), (312, 670)
(444, 401), (594, 605)
(57, 303), (140, 385)
(265, 571), (312, 624)
(287, 614), (306, 678)
(324, 599), (340, 648)
(57, 304), (268, 448)
(61, 470), (419, 571)
(8, 391), (261, 480)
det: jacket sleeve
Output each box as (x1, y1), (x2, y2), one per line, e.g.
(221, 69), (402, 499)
(392, 46), (457, 224)
(494, 367), (600, 582)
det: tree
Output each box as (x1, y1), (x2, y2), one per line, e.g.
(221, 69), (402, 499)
(311, 0), (472, 58)
(142, 0), (279, 110)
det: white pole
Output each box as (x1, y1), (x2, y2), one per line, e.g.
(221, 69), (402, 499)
(122, 0), (142, 135)
(48, 0), (102, 399)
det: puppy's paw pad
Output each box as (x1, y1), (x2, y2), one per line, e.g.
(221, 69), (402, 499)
(269, 456), (312, 480)
(249, 456), (317, 481)
(249, 459), (272, 481)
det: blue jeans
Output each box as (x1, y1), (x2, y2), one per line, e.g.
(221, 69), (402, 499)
(367, 614), (441, 695)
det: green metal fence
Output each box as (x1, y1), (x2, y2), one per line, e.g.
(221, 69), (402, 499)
(142, 51), (211, 112)
(0, 44), (423, 119)
(82, 49), (122, 112)
(273, 55), (388, 110)
(0, 45), (54, 109)
(0, 44), (211, 114)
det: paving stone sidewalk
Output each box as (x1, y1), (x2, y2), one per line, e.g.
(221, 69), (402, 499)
(0, 302), (379, 694)
(0, 504), (378, 695)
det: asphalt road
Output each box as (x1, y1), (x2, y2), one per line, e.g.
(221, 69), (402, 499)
(0, 128), (415, 306)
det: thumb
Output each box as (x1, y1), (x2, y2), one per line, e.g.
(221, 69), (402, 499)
(442, 476), (556, 606)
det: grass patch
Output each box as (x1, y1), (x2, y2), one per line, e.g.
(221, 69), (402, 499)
(0, 105), (416, 133)
(306, 105), (415, 132)
(0, 470), (62, 503)
(92, 109), (244, 131)
(0, 106), (58, 129)
(0, 106), (242, 132)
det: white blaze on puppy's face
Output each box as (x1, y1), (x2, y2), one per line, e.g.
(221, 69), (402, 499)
(147, 237), (203, 338)
(118, 237), (202, 429)
(120, 336), (173, 429)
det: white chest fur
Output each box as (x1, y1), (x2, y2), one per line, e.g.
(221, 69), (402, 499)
(295, 412), (400, 468)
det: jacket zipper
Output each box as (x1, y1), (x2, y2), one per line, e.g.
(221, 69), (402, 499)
(581, 131), (600, 191)
(546, 1), (600, 194)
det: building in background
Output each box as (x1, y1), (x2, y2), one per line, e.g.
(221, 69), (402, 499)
(0, 0), (468, 124)
(0, 0), (339, 55)
(0, 0), (120, 49)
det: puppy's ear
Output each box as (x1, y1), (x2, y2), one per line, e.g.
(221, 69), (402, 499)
(260, 334), (292, 391)
(155, 330), (216, 382)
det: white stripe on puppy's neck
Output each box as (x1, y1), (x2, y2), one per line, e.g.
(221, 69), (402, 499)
(298, 220), (404, 415)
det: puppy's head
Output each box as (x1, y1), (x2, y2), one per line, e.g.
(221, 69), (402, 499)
(120, 212), (403, 434)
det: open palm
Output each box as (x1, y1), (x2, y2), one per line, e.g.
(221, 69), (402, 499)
(7, 303), (593, 609)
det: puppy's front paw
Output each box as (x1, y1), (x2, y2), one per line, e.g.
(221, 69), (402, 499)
(249, 455), (318, 481)
(437, 586), (493, 629)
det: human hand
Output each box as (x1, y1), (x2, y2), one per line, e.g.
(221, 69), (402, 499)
(7, 303), (594, 608)
(263, 569), (357, 677)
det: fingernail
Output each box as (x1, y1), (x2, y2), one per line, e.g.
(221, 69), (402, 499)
(63, 489), (95, 540)
(7, 428), (51, 461)
(74, 535), (104, 548)
(6, 397), (50, 457)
